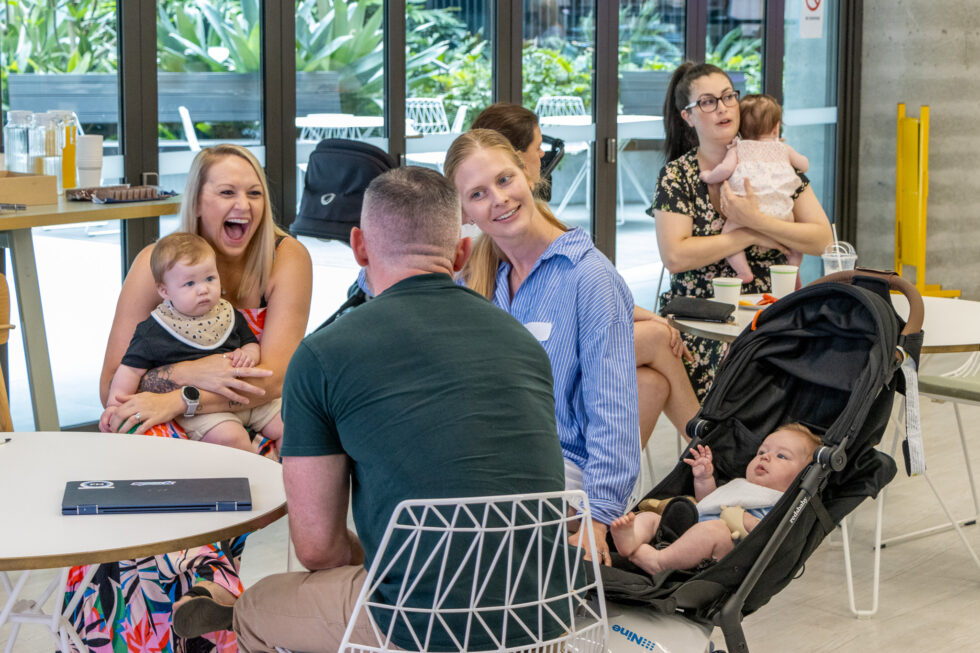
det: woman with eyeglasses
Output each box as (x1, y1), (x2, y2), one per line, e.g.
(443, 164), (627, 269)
(652, 62), (832, 399)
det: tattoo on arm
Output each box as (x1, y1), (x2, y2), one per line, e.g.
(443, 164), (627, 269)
(228, 400), (244, 409)
(139, 365), (179, 393)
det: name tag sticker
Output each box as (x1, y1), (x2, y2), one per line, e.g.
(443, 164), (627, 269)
(524, 321), (552, 341)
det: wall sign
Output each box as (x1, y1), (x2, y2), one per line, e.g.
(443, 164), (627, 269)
(800, 0), (825, 39)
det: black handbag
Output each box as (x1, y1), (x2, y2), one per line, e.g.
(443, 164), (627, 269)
(662, 296), (735, 323)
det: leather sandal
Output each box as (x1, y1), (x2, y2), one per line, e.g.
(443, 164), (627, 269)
(172, 584), (235, 638)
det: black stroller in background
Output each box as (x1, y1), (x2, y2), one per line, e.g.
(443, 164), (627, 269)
(601, 270), (925, 652)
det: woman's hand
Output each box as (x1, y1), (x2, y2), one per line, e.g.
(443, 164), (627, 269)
(649, 315), (693, 362)
(720, 179), (765, 229)
(664, 320), (693, 362)
(109, 391), (185, 434)
(569, 518), (611, 566)
(175, 353), (272, 404)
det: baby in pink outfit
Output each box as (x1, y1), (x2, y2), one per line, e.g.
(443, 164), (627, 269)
(700, 94), (810, 283)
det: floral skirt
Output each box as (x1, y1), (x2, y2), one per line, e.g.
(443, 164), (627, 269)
(681, 332), (728, 402)
(63, 422), (279, 653)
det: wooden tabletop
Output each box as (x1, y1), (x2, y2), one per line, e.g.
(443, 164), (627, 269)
(670, 294), (980, 354)
(0, 195), (181, 231)
(0, 432), (286, 571)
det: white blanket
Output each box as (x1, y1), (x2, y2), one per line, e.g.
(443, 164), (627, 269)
(696, 478), (784, 517)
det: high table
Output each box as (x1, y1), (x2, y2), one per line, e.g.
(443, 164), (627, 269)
(296, 113), (385, 140)
(0, 196), (181, 430)
(0, 431), (287, 652)
(669, 294), (980, 353)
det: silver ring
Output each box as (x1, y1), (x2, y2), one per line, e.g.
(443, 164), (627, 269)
(134, 412), (141, 422)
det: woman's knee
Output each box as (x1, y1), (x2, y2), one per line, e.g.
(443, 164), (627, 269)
(634, 320), (672, 363)
(637, 366), (668, 400)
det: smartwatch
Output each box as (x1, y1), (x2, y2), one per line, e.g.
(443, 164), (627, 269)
(181, 386), (200, 418)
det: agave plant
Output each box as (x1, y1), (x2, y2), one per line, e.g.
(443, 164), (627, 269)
(1, 0), (117, 74)
(707, 25), (762, 94)
(522, 44), (593, 113)
(157, 0), (261, 73)
(295, 0), (459, 115)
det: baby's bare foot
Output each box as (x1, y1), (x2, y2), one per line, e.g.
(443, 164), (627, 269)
(611, 513), (642, 558)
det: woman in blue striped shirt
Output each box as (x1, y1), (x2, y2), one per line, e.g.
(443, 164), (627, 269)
(445, 129), (640, 564)
(470, 103), (701, 450)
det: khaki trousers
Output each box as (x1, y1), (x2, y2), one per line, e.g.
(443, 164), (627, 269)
(233, 565), (377, 653)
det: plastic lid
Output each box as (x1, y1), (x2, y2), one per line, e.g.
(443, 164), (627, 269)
(824, 241), (856, 256)
(6, 110), (33, 124)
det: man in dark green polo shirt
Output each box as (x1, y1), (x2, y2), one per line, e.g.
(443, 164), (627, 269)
(177, 166), (566, 652)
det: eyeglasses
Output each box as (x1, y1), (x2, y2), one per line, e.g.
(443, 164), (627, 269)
(684, 90), (740, 113)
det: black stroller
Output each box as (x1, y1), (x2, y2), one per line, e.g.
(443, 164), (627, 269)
(600, 270), (925, 652)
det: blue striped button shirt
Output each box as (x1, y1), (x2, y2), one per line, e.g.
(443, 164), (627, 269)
(493, 228), (640, 524)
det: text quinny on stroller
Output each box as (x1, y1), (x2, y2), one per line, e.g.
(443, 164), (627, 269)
(600, 270), (924, 653)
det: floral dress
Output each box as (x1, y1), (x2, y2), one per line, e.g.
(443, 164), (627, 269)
(649, 148), (808, 400)
(64, 307), (276, 653)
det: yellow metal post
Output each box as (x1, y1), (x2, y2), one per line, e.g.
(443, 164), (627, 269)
(894, 103), (960, 297)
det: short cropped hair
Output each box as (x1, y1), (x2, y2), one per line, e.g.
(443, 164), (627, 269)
(739, 94), (782, 140)
(150, 232), (215, 284)
(775, 422), (822, 455)
(360, 166), (461, 261)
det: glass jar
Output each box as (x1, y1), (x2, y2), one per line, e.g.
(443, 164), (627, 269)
(4, 110), (34, 173)
(30, 113), (62, 193)
(48, 110), (78, 189)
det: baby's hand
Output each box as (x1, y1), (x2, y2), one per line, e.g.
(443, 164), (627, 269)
(228, 348), (256, 368)
(99, 405), (119, 433)
(684, 444), (714, 479)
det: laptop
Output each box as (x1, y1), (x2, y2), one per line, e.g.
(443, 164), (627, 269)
(62, 477), (252, 515)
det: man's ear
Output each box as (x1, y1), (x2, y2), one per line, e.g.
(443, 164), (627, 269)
(350, 227), (369, 267)
(452, 236), (473, 273)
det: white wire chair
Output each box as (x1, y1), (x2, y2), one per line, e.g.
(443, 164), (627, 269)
(338, 490), (608, 653)
(405, 98), (467, 170)
(178, 105), (201, 152)
(535, 96), (591, 217)
(841, 350), (980, 617)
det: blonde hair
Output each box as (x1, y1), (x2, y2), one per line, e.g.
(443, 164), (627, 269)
(739, 94), (782, 141)
(443, 129), (567, 299)
(150, 232), (215, 284)
(774, 422), (822, 455)
(179, 144), (287, 302)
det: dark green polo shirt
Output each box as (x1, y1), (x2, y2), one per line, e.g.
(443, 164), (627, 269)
(281, 273), (567, 649)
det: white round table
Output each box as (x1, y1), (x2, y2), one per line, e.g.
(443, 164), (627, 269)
(670, 294), (980, 354)
(0, 431), (286, 652)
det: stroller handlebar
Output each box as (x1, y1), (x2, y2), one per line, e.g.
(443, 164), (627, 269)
(808, 268), (925, 337)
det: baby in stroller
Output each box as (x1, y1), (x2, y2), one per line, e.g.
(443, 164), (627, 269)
(611, 423), (820, 575)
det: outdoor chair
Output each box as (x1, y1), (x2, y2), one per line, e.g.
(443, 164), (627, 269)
(336, 489), (608, 652)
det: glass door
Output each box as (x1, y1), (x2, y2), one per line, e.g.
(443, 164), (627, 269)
(0, 0), (123, 429)
(614, 0), (685, 310)
(294, 0), (389, 330)
(523, 0), (595, 236)
(157, 0), (264, 238)
(405, 1), (492, 168)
